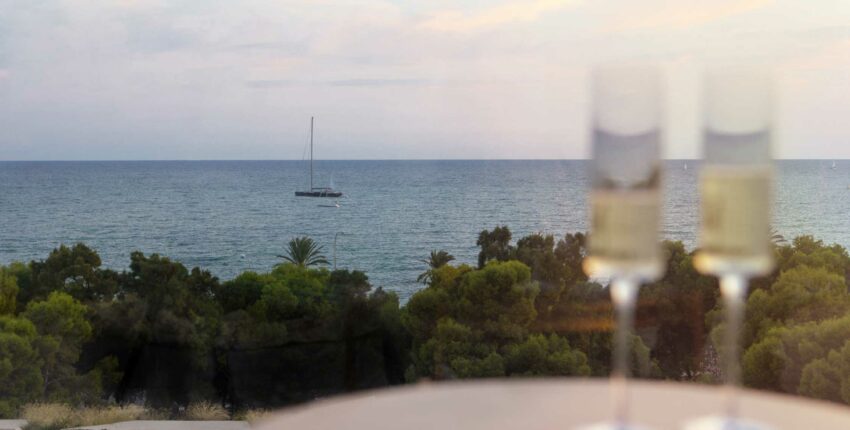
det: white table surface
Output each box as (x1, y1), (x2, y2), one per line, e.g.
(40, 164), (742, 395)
(256, 379), (850, 430)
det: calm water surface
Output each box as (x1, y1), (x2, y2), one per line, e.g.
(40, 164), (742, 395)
(0, 160), (847, 300)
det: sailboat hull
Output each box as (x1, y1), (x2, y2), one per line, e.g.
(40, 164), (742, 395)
(295, 190), (343, 198)
(295, 117), (343, 198)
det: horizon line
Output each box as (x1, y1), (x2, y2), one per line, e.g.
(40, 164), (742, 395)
(0, 158), (850, 163)
(0, 158), (845, 162)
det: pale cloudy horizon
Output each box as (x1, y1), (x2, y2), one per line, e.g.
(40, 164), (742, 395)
(2, 0), (850, 160)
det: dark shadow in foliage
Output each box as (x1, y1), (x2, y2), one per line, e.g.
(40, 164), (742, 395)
(636, 241), (718, 380)
(216, 265), (407, 409)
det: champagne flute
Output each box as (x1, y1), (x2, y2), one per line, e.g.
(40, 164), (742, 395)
(579, 65), (666, 430)
(685, 68), (776, 430)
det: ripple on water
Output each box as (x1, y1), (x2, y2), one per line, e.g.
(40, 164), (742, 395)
(0, 160), (846, 299)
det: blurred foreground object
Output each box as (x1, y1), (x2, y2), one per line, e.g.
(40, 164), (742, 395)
(690, 67), (776, 430)
(582, 64), (666, 430)
(256, 380), (850, 430)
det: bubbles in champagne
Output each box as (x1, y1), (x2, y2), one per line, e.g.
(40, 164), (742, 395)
(587, 129), (663, 281)
(695, 129), (775, 277)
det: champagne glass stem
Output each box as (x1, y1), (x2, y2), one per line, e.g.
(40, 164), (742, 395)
(719, 274), (747, 420)
(610, 277), (639, 426)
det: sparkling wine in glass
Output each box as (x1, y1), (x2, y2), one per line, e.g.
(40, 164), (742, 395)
(686, 68), (776, 430)
(579, 65), (665, 430)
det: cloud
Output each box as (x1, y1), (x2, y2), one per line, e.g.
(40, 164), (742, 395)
(606, 0), (774, 32)
(417, 0), (581, 33)
(244, 78), (429, 88)
(245, 79), (299, 88)
(120, 11), (197, 53)
(328, 78), (427, 87)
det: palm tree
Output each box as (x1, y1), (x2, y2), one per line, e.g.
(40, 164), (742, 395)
(770, 227), (787, 246)
(277, 236), (329, 267)
(417, 250), (455, 284)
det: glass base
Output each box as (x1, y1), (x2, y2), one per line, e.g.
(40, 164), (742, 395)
(576, 421), (650, 430)
(683, 415), (774, 430)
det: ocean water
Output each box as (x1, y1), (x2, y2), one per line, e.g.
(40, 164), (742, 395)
(0, 160), (848, 301)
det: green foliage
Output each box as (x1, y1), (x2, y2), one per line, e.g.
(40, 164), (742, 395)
(0, 316), (43, 417)
(415, 317), (504, 378)
(217, 272), (265, 314)
(4, 229), (850, 412)
(515, 232), (589, 290)
(515, 233), (558, 283)
(743, 314), (850, 394)
(271, 264), (330, 319)
(121, 252), (222, 348)
(417, 250), (455, 284)
(726, 235), (850, 404)
(24, 292), (94, 402)
(780, 236), (850, 276)
(22, 244), (118, 306)
(277, 236), (329, 267)
(257, 280), (299, 321)
(504, 333), (591, 376)
(797, 342), (850, 403)
(639, 241), (717, 379)
(745, 266), (849, 342)
(404, 259), (592, 380)
(476, 226), (514, 268)
(0, 266), (20, 315)
(456, 261), (538, 339)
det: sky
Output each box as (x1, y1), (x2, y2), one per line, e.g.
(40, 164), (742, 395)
(1, 0), (850, 160)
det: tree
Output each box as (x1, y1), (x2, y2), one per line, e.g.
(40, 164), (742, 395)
(0, 266), (19, 315)
(744, 265), (850, 345)
(522, 232), (591, 330)
(504, 333), (591, 376)
(414, 317), (505, 379)
(770, 227), (787, 246)
(719, 236), (850, 395)
(217, 271), (266, 314)
(270, 264), (330, 320)
(515, 233), (559, 284)
(797, 341), (850, 404)
(638, 241), (717, 380)
(743, 314), (850, 393)
(22, 243), (118, 305)
(417, 250), (455, 284)
(23, 292), (93, 402)
(277, 236), (330, 267)
(0, 316), (43, 417)
(404, 260), (591, 380)
(476, 226), (514, 268)
(553, 232), (589, 288)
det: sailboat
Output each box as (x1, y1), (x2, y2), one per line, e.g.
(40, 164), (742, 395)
(295, 117), (343, 198)
(832, 161), (837, 170)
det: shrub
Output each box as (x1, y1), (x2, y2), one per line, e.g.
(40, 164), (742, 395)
(234, 409), (271, 425)
(73, 405), (146, 426)
(21, 403), (73, 430)
(183, 401), (229, 421)
(22, 403), (150, 429)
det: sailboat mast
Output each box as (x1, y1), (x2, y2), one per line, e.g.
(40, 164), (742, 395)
(310, 116), (314, 190)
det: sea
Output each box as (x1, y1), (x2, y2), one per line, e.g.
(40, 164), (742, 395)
(1, 160), (848, 301)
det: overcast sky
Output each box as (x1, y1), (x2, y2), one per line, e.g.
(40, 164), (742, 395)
(1, 0), (850, 160)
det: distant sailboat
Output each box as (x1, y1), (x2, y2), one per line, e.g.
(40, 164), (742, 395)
(832, 161), (837, 170)
(295, 117), (343, 198)
(683, 162), (688, 171)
